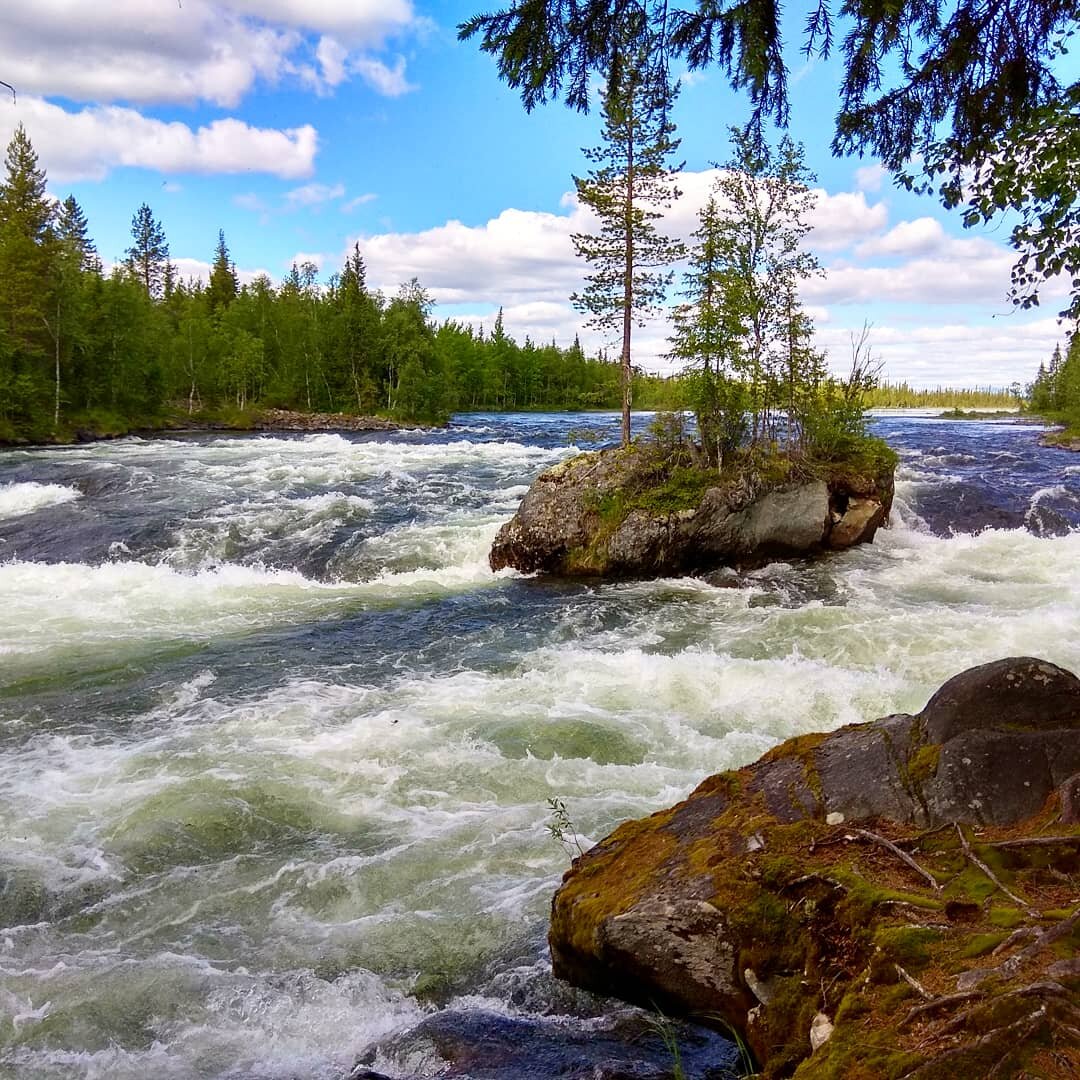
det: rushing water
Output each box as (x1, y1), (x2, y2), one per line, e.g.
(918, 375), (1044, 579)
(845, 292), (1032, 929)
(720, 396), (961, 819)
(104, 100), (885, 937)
(2, 411), (1080, 1079)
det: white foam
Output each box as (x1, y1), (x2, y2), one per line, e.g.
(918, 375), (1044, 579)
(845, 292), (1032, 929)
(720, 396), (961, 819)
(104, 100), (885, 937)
(0, 549), (505, 676)
(0, 482), (81, 520)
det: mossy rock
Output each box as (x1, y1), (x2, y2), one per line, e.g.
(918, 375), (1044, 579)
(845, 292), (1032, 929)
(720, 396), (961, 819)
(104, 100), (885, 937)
(548, 657), (1080, 1078)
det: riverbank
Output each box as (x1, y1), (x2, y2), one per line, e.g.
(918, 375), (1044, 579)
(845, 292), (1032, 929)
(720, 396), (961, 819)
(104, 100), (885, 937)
(0, 406), (415, 448)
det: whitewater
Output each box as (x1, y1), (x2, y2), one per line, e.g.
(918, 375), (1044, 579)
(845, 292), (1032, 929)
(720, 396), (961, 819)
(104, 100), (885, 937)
(1, 411), (1079, 1079)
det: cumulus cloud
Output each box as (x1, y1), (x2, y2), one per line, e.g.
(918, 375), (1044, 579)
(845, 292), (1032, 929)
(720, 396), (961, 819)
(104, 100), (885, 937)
(0, 0), (419, 107)
(277, 166), (1058, 385)
(172, 257), (275, 288)
(856, 217), (946, 258)
(816, 318), (1064, 389)
(0, 98), (318, 182)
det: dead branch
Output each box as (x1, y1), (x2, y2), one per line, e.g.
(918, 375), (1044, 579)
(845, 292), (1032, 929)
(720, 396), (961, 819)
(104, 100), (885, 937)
(986, 835), (1080, 849)
(992, 926), (1040, 956)
(850, 827), (941, 890)
(955, 824), (1035, 912)
(895, 963), (934, 1000)
(1003, 906), (1080, 977)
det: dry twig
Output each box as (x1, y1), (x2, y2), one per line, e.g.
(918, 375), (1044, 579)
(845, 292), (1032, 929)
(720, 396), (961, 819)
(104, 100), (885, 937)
(895, 963), (933, 1000)
(985, 835), (1080, 849)
(955, 824), (1035, 912)
(850, 827), (941, 890)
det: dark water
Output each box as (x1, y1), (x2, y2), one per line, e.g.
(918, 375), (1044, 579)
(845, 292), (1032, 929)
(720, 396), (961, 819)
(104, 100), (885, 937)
(0, 411), (1078, 1078)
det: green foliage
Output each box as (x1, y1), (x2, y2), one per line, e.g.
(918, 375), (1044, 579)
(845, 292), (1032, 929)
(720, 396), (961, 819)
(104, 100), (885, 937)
(1028, 335), (1080, 435)
(125, 203), (169, 299)
(0, 127), (687, 442)
(668, 130), (888, 471)
(864, 382), (1021, 409)
(461, 0), (1079, 315)
(545, 797), (585, 861)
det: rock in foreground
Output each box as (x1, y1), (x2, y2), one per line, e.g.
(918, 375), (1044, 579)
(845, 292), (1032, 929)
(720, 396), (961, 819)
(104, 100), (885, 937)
(549, 657), (1080, 1078)
(490, 445), (894, 578)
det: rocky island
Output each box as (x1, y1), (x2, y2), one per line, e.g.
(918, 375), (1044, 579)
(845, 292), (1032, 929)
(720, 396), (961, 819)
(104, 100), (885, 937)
(548, 657), (1080, 1078)
(490, 442), (895, 578)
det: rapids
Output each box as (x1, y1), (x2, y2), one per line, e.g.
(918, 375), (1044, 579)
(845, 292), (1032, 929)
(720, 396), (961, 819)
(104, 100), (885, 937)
(1, 410), (1079, 1078)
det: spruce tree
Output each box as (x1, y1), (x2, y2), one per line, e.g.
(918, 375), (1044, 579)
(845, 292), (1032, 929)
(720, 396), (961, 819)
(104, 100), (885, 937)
(56, 196), (97, 271)
(0, 123), (55, 422)
(126, 203), (169, 299)
(570, 48), (684, 446)
(207, 230), (238, 313)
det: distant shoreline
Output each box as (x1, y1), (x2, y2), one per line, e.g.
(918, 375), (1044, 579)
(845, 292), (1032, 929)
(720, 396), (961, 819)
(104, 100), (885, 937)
(0, 408), (428, 449)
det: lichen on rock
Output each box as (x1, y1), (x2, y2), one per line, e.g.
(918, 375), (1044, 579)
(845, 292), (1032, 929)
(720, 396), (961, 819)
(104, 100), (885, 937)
(548, 657), (1080, 1078)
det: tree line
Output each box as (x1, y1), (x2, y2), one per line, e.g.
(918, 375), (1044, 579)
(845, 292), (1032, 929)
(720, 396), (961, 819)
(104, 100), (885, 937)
(0, 124), (680, 444)
(1030, 339), (1080, 430)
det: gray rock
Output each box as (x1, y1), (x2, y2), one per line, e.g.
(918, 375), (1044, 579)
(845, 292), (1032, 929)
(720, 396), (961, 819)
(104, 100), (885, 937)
(919, 656), (1080, 743)
(490, 446), (893, 579)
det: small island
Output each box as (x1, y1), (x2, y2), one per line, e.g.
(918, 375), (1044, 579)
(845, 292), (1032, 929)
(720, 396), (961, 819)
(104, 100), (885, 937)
(490, 435), (895, 578)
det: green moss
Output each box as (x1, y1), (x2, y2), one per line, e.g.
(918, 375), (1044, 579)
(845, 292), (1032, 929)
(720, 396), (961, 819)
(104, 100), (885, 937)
(960, 931), (1009, 959)
(872, 926), (944, 970)
(907, 743), (941, 785)
(988, 906), (1026, 928)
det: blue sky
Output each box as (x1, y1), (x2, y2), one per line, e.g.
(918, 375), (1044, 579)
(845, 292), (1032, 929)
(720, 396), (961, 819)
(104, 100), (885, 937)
(0, 1), (1068, 387)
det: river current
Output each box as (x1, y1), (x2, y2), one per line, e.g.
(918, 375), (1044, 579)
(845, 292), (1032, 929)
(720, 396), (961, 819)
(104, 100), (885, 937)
(1, 411), (1080, 1078)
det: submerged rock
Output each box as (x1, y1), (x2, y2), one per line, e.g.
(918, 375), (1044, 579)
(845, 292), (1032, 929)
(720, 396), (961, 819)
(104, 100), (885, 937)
(548, 657), (1080, 1078)
(489, 445), (894, 579)
(351, 1008), (742, 1079)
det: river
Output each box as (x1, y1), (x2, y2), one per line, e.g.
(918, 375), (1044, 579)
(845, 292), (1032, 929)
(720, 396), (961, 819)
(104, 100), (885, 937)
(1, 411), (1079, 1078)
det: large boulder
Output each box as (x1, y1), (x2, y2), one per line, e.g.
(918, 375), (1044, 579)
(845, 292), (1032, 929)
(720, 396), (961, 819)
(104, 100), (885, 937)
(549, 657), (1080, 1078)
(490, 445), (894, 578)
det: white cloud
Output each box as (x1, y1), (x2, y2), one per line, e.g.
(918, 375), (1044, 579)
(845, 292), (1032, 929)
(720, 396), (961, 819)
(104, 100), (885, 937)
(1, 98), (317, 182)
(162, 181), (183, 194)
(0, 0), (419, 108)
(342, 193), (378, 213)
(855, 163), (888, 193)
(222, 0), (415, 39)
(351, 55), (416, 97)
(816, 318), (1064, 389)
(288, 166), (1058, 385)
(808, 243), (1017, 307)
(316, 36), (350, 88)
(856, 217), (945, 258)
(285, 182), (346, 208)
(171, 256), (275, 287)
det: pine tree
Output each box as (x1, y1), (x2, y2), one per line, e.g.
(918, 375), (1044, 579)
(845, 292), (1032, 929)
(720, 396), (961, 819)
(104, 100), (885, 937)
(207, 230), (238, 313)
(570, 47), (684, 446)
(126, 203), (169, 299)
